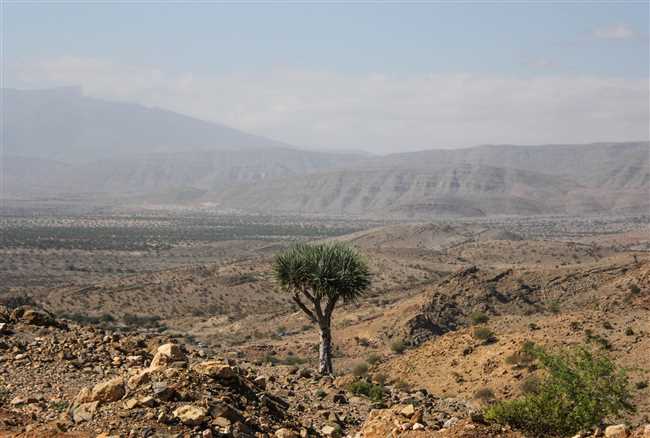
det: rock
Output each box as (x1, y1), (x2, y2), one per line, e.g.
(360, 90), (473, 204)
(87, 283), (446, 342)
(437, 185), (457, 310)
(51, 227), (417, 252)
(150, 343), (186, 369)
(139, 395), (156, 408)
(20, 309), (56, 327)
(400, 404), (415, 418)
(412, 423), (425, 431)
(173, 405), (208, 426)
(124, 398), (139, 410)
(152, 382), (178, 401)
(321, 425), (341, 437)
(443, 417), (459, 429)
(298, 368), (312, 379)
(275, 428), (299, 438)
(605, 424), (628, 438)
(72, 387), (92, 406)
(0, 323), (9, 335)
(127, 368), (153, 389)
(90, 377), (125, 403)
(212, 416), (232, 428)
(254, 375), (267, 389)
(202, 430), (214, 438)
(193, 360), (235, 379)
(71, 401), (98, 423)
(10, 395), (41, 405)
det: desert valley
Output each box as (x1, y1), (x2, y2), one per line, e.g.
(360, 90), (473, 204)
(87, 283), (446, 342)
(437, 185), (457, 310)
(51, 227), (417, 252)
(2, 8), (649, 434)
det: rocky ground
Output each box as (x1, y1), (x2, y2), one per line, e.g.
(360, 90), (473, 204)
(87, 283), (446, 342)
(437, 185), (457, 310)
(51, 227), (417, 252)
(0, 306), (514, 438)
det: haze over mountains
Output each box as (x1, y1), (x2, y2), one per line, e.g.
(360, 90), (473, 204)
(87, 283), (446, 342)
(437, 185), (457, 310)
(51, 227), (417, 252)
(4, 88), (649, 217)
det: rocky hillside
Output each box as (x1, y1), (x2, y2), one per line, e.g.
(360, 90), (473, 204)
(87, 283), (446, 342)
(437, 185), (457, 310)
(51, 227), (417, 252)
(0, 306), (532, 437)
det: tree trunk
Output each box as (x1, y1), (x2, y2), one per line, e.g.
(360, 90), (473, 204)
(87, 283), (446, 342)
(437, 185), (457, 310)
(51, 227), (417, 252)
(318, 322), (334, 375)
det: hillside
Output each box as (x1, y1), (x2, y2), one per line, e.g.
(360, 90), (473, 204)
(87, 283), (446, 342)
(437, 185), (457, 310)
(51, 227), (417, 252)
(211, 143), (650, 217)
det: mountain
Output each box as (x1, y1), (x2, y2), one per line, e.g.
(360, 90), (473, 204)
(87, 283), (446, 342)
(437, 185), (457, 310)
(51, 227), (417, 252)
(209, 142), (649, 217)
(4, 87), (647, 217)
(3, 87), (367, 196)
(4, 87), (293, 163)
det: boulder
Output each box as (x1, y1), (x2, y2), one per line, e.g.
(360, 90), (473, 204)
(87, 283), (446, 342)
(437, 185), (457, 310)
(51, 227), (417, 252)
(127, 368), (153, 389)
(400, 404), (416, 418)
(71, 401), (99, 423)
(321, 425), (341, 437)
(605, 425), (628, 438)
(275, 428), (299, 438)
(193, 360), (235, 379)
(90, 377), (125, 403)
(173, 405), (208, 426)
(20, 309), (56, 327)
(149, 343), (186, 369)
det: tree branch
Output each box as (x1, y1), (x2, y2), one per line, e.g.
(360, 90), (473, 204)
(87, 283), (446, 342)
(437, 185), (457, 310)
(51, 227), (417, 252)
(292, 293), (318, 323)
(302, 286), (324, 320)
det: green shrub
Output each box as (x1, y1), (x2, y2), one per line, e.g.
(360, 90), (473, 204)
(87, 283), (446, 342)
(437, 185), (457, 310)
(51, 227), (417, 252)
(470, 311), (490, 325)
(366, 353), (382, 365)
(548, 300), (561, 314)
(348, 381), (385, 402)
(390, 340), (407, 354)
(629, 284), (641, 295)
(473, 327), (497, 343)
(485, 344), (634, 437)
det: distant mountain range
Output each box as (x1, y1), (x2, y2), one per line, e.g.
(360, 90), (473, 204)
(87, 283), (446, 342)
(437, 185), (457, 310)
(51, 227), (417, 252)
(211, 142), (649, 217)
(3, 88), (648, 217)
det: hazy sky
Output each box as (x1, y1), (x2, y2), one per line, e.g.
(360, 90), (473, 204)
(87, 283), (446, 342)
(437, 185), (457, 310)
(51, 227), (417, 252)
(5, 2), (650, 153)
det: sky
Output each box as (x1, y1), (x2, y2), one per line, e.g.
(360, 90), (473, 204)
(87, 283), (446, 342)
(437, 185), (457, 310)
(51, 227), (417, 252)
(4, 1), (650, 154)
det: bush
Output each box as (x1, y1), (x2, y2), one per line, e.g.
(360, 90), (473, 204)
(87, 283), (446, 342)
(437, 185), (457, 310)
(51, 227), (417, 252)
(390, 340), (407, 354)
(473, 327), (497, 344)
(548, 300), (561, 314)
(474, 387), (496, 402)
(348, 381), (385, 402)
(352, 362), (369, 377)
(393, 378), (411, 392)
(470, 311), (490, 325)
(505, 342), (536, 367)
(366, 353), (382, 365)
(629, 284), (641, 295)
(485, 344), (634, 437)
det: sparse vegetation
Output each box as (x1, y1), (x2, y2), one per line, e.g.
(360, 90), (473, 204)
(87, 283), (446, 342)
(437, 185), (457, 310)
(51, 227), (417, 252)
(469, 311), (489, 325)
(352, 362), (369, 377)
(472, 327), (497, 344)
(486, 344), (634, 437)
(347, 380), (385, 402)
(390, 340), (407, 354)
(474, 387), (496, 403)
(366, 353), (382, 365)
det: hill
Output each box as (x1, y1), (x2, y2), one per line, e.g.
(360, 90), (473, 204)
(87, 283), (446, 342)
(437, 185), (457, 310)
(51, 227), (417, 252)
(211, 142), (650, 217)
